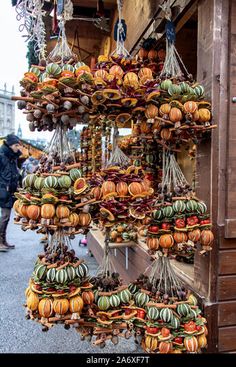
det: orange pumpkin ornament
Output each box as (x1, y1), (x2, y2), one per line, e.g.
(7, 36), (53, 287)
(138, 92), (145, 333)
(188, 229), (201, 242)
(184, 336), (198, 352)
(41, 203), (55, 219)
(38, 298), (54, 318)
(148, 49), (158, 61)
(94, 69), (109, 80)
(53, 298), (69, 315)
(128, 182), (143, 196)
(192, 109), (200, 122)
(173, 231), (188, 243)
(169, 107), (183, 122)
(138, 47), (148, 60)
(56, 205), (70, 219)
(157, 48), (166, 61)
(145, 335), (158, 351)
(90, 186), (102, 200)
(159, 234), (174, 249)
(123, 72), (139, 89)
(78, 212), (92, 226)
(138, 67), (153, 81)
(116, 181), (128, 196)
(109, 65), (124, 79)
(69, 296), (84, 313)
(26, 292), (39, 311)
(200, 229), (214, 246)
(159, 103), (171, 117)
(18, 203), (29, 218)
(159, 341), (173, 354)
(197, 334), (207, 349)
(82, 290), (95, 305)
(184, 101), (198, 114)
(69, 212), (80, 227)
(101, 181), (116, 196)
(198, 108), (211, 122)
(147, 237), (159, 251)
(27, 205), (41, 220)
(160, 128), (172, 141)
(13, 199), (21, 214)
(140, 121), (151, 134)
(152, 120), (161, 132)
(145, 104), (158, 119)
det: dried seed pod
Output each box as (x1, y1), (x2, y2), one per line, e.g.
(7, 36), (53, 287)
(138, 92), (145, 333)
(78, 105), (85, 114)
(63, 101), (72, 110)
(33, 109), (42, 119)
(29, 121), (35, 131)
(80, 95), (89, 105)
(46, 104), (55, 113)
(26, 113), (34, 122)
(61, 114), (70, 123)
(17, 100), (27, 110)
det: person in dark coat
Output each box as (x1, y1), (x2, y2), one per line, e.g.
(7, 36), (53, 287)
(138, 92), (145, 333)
(0, 134), (22, 251)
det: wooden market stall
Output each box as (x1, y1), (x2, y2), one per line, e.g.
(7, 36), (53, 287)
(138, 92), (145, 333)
(86, 0), (236, 353)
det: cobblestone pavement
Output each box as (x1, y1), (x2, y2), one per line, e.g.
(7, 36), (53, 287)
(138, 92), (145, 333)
(0, 214), (142, 354)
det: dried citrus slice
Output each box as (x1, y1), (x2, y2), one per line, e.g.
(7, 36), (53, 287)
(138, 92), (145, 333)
(129, 208), (145, 219)
(100, 207), (115, 221)
(74, 178), (88, 194)
(126, 165), (136, 174)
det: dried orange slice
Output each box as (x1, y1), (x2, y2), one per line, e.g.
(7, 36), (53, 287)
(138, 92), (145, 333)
(100, 207), (115, 221)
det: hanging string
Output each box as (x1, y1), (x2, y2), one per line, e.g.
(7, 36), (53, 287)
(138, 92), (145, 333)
(45, 124), (74, 163)
(111, 0), (130, 57)
(144, 254), (183, 296)
(159, 1), (190, 79)
(96, 229), (116, 277)
(47, 2), (75, 64)
(106, 126), (130, 168)
(162, 151), (189, 193)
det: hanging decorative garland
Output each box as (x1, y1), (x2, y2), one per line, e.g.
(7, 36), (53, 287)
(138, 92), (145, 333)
(10, 0), (213, 354)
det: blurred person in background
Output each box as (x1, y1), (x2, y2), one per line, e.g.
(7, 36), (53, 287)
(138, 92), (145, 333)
(0, 134), (22, 251)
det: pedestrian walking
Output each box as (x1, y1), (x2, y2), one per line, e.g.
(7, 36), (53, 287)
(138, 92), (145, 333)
(0, 134), (22, 251)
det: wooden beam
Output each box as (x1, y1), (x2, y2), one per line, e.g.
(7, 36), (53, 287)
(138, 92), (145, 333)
(175, 1), (198, 33)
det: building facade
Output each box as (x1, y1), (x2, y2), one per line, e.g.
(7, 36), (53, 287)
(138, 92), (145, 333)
(0, 84), (15, 136)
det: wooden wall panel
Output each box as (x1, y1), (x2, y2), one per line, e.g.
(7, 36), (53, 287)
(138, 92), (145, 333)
(219, 326), (236, 352)
(219, 250), (236, 275)
(219, 227), (236, 249)
(225, 0), (236, 236)
(218, 276), (236, 301)
(194, 0), (215, 298)
(218, 301), (236, 326)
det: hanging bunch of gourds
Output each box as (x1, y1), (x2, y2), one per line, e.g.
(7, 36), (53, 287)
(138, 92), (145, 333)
(85, 165), (155, 230)
(13, 53), (215, 149)
(13, 156), (94, 235)
(147, 197), (213, 259)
